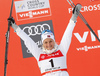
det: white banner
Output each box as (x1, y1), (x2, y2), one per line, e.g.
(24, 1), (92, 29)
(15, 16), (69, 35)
(14, 0), (51, 20)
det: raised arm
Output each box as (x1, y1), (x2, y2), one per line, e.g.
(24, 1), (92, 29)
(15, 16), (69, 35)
(8, 17), (41, 60)
(59, 4), (82, 54)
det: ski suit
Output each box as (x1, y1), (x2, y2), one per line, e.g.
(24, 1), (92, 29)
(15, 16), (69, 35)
(15, 20), (76, 76)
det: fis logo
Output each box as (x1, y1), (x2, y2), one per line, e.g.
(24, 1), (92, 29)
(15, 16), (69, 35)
(18, 3), (25, 9)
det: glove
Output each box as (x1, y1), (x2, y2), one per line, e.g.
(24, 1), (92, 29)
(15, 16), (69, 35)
(71, 4), (82, 22)
(8, 17), (15, 26)
(7, 17), (18, 31)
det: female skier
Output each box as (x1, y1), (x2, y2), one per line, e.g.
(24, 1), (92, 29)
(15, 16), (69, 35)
(8, 4), (82, 76)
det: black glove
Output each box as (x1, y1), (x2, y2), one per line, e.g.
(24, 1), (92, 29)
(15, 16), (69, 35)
(7, 17), (15, 26)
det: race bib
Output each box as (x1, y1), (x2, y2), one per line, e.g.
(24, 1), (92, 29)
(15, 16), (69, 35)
(38, 50), (67, 73)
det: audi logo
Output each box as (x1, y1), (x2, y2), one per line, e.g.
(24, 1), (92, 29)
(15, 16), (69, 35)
(23, 24), (51, 36)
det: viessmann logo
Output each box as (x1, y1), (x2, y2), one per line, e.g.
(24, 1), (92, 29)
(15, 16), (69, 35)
(17, 9), (50, 20)
(76, 45), (100, 51)
(74, 30), (100, 51)
(90, 0), (99, 2)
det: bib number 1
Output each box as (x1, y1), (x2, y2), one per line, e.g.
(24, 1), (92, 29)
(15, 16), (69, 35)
(49, 59), (54, 67)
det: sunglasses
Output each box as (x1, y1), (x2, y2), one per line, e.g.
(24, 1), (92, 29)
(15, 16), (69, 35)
(41, 29), (53, 35)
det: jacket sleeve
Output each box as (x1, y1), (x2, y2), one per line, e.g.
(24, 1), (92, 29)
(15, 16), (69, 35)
(16, 27), (41, 60)
(59, 20), (76, 54)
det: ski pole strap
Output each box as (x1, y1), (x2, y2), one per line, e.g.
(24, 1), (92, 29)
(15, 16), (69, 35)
(41, 68), (67, 75)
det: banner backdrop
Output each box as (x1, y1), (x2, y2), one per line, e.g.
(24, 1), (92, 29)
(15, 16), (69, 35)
(0, 0), (100, 76)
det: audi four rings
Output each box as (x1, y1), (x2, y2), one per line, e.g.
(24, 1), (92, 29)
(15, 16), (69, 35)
(23, 24), (51, 36)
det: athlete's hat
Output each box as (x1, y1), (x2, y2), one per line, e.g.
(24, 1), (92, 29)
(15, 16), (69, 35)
(41, 29), (55, 43)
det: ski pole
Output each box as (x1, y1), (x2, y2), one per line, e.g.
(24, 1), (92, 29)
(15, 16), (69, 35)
(4, 0), (14, 76)
(67, 0), (100, 42)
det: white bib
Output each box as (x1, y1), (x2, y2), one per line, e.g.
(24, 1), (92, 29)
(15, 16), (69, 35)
(38, 50), (67, 74)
